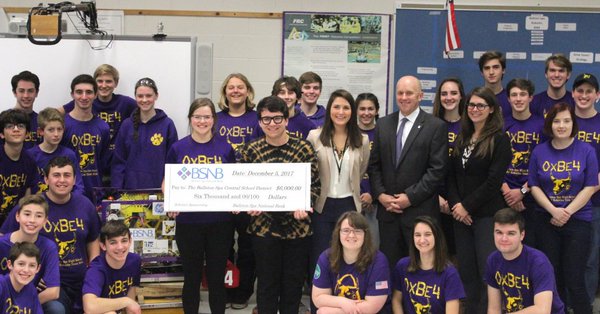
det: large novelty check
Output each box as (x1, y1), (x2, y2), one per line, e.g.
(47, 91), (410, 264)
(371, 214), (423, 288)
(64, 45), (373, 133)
(164, 163), (311, 212)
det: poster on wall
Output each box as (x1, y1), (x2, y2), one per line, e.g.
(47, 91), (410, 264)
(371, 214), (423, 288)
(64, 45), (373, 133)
(282, 12), (392, 115)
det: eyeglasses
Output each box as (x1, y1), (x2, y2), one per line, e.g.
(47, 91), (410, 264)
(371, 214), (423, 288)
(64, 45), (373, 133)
(4, 123), (26, 130)
(191, 115), (213, 121)
(260, 116), (285, 125)
(340, 228), (365, 236)
(467, 103), (490, 111)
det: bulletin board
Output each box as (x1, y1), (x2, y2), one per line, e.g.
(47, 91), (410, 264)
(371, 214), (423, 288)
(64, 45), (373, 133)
(282, 12), (392, 115)
(394, 5), (600, 109)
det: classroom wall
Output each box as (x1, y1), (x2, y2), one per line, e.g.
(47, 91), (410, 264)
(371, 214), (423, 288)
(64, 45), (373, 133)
(3, 0), (600, 111)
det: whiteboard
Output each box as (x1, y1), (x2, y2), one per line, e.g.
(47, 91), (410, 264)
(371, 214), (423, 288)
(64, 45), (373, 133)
(0, 34), (196, 138)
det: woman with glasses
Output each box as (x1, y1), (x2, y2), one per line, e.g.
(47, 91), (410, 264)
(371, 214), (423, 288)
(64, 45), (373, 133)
(391, 216), (464, 314)
(529, 103), (598, 314)
(307, 89), (370, 292)
(111, 77), (178, 189)
(312, 211), (390, 313)
(165, 98), (235, 314)
(446, 87), (511, 314)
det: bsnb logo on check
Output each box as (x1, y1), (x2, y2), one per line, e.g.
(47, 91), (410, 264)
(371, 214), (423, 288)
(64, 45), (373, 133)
(178, 166), (224, 180)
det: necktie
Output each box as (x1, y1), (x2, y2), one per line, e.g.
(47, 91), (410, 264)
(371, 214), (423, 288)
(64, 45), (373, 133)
(396, 117), (408, 167)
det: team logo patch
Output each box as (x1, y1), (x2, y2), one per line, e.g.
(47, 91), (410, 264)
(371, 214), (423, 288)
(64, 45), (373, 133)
(313, 264), (321, 279)
(151, 133), (164, 146)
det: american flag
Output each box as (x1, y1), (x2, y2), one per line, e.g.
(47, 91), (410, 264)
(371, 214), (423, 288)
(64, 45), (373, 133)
(445, 0), (461, 52)
(375, 280), (388, 290)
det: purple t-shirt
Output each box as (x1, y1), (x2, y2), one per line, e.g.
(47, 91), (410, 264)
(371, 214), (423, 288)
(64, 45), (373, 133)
(360, 127), (376, 194)
(0, 147), (38, 222)
(528, 139), (599, 221)
(576, 113), (600, 206)
(313, 249), (390, 301)
(295, 104), (326, 128)
(446, 120), (461, 157)
(23, 111), (39, 150)
(497, 91), (512, 120)
(392, 257), (465, 314)
(166, 135), (235, 224)
(531, 91), (575, 118)
(111, 109), (178, 189)
(485, 245), (565, 314)
(0, 273), (41, 314)
(64, 94), (137, 151)
(61, 114), (110, 199)
(503, 115), (546, 192)
(82, 252), (141, 299)
(27, 145), (85, 195)
(0, 233), (60, 289)
(215, 110), (258, 151)
(0, 192), (101, 288)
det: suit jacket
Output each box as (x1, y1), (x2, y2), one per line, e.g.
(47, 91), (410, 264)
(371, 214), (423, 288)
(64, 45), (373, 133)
(368, 109), (448, 222)
(447, 132), (512, 218)
(307, 129), (370, 213)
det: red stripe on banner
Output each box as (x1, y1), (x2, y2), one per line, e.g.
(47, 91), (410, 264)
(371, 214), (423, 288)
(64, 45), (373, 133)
(445, 0), (461, 53)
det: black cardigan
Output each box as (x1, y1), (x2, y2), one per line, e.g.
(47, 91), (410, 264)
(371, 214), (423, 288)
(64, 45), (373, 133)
(447, 132), (512, 218)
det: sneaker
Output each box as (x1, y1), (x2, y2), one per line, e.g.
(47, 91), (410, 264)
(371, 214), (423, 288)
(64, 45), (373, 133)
(298, 302), (310, 314)
(231, 301), (249, 310)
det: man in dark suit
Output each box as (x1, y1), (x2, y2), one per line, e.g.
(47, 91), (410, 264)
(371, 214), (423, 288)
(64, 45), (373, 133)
(368, 75), (447, 266)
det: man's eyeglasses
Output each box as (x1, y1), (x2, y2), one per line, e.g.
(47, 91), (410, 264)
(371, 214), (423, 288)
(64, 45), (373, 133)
(260, 116), (285, 125)
(4, 123), (26, 130)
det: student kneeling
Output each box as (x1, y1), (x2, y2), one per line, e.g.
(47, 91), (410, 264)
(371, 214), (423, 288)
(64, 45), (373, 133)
(0, 242), (43, 313)
(485, 208), (564, 313)
(82, 221), (141, 314)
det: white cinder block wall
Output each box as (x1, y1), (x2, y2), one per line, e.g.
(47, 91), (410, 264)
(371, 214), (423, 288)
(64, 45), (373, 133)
(2, 0), (599, 103)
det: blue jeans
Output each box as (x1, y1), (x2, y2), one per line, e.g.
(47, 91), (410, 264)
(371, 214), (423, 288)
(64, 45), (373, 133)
(521, 201), (539, 248)
(534, 211), (592, 313)
(585, 207), (600, 303)
(43, 298), (67, 314)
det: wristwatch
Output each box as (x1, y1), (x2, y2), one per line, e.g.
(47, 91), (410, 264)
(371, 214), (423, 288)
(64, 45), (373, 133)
(520, 187), (528, 195)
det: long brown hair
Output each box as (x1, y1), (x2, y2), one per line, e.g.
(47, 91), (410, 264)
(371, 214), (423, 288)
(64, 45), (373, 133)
(432, 77), (466, 119)
(454, 87), (504, 158)
(319, 89), (363, 149)
(329, 211), (375, 274)
(408, 216), (450, 273)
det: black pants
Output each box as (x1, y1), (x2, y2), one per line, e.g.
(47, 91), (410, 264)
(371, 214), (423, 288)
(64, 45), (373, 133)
(227, 214), (256, 303)
(176, 221), (234, 314)
(253, 235), (310, 314)
(454, 216), (496, 314)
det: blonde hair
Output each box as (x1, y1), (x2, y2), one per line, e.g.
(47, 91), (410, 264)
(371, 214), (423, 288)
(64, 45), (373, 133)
(218, 73), (255, 111)
(93, 64), (120, 83)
